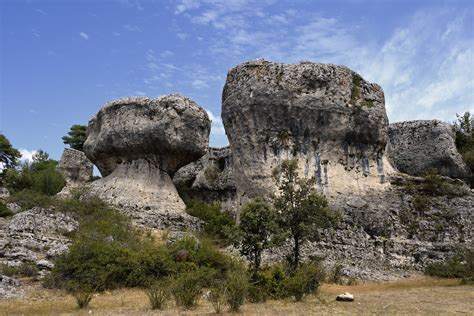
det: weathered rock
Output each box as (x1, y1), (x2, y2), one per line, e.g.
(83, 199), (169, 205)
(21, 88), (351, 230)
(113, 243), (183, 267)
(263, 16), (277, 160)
(0, 207), (78, 272)
(173, 146), (237, 209)
(0, 187), (9, 199)
(56, 148), (94, 196)
(0, 274), (23, 299)
(83, 94), (210, 229)
(387, 120), (470, 180)
(222, 59), (394, 203)
(336, 292), (354, 302)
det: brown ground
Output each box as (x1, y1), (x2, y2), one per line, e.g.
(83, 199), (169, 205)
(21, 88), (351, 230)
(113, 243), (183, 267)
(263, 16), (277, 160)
(1, 276), (473, 315)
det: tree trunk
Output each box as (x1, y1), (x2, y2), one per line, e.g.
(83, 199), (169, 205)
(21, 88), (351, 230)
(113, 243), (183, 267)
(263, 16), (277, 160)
(293, 235), (300, 269)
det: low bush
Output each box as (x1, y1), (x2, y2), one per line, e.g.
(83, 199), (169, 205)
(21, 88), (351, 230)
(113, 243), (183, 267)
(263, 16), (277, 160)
(225, 269), (248, 312)
(68, 282), (95, 309)
(329, 262), (344, 284)
(146, 279), (171, 310)
(425, 249), (474, 283)
(171, 268), (207, 309)
(9, 189), (53, 210)
(0, 262), (38, 278)
(284, 261), (325, 301)
(185, 200), (234, 242)
(0, 201), (12, 217)
(207, 282), (227, 314)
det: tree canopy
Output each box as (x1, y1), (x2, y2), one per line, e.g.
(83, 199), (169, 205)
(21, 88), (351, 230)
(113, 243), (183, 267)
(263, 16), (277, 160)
(62, 124), (87, 151)
(0, 133), (21, 171)
(453, 112), (474, 187)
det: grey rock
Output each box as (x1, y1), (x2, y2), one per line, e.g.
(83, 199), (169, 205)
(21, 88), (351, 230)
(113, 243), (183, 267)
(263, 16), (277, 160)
(0, 274), (24, 299)
(83, 94), (210, 230)
(387, 120), (470, 180)
(173, 146), (237, 210)
(0, 207), (78, 272)
(222, 59), (394, 204)
(6, 203), (21, 214)
(0, 187), (9, 199)
(57, 148), (93, 185)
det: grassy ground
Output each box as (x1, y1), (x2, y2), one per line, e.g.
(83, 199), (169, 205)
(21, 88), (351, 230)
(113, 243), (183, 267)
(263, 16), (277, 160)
(0, 276), (472, 315)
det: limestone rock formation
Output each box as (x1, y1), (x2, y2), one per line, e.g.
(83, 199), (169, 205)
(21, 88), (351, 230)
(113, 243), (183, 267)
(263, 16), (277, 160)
(56, 148), (93, 196)
(222, 59), (394, 202)
(0, 207), (78, 275)
(387, 120), (470, 180)
(83, 94), (210, 229)
(173, 146), (237, 208)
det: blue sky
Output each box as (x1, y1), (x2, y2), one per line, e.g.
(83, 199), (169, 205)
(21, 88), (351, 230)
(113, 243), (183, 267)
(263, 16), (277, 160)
(1, 0), (473, 162)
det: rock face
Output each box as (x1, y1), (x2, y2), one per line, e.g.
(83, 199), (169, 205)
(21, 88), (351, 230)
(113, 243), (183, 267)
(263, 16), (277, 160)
(0, 207), (78, 275)
(173, 146), (237, 209)
(222, 59), (394, 203)
(56, 148), (93, 196)
(83, 94), (210, 229)
(387, 120), (470, 180)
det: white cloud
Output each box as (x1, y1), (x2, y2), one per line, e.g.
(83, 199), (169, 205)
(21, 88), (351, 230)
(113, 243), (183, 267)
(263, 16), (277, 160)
(160, 50), (174, 58)
(177, 32), (188, 40)
(79, 32), (89, 40)
(19, 149), (37, 163)
(206, 110), (226, 136)
(123, 24), (141, 32)
(192, 79), (209, 89)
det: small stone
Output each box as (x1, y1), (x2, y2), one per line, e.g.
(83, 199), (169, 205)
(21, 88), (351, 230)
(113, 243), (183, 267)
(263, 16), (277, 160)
(336, 292), (354, 302)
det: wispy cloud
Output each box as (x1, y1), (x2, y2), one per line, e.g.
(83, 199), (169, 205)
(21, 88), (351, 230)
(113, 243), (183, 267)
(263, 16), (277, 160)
(79, 32), (89, 40)
(35, 8), (46, 15)
(206, 110), (226, 136)
(123, 24), (141, 32)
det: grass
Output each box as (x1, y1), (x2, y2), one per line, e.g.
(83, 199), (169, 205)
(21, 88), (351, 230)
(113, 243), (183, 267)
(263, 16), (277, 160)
(1, 276), (472, 315)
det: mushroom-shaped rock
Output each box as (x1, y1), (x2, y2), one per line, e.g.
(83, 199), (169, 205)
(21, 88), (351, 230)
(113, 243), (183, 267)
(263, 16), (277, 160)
(83, 94), (211, 229)
(222, 59), (394, 201)
(387, 120), (470, 179)
(56, 148), (93, 196)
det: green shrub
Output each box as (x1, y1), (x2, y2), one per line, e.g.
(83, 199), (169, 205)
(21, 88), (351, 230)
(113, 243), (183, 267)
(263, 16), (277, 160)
(146, 279), (171, 310)
(225, 269), (248, 312)
(68, 282), (95, 309)
(248, 264), (288, 302)
(9, 190), (53, 210)
(329, 262), (344, 284)
(208, 282), (227, 313)
(185, 200), (234, 242)
(421, 169), (466, 197)
(412, 195), (429, 214)
(171, 268), (207, 309)
(0, 262), (38, 278)
(284, 261), (325, 301)
(0, 201), (12, 217)
(425, 249), (474, 283)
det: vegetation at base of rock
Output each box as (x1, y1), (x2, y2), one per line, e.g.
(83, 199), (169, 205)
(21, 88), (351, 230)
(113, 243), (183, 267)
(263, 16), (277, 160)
(185, 200), (234, 242)
(425, 249), (474, 284)
(273, 159), (340, 269)
(0, 262), (39, 278)
(62, 124), (87, 151)
(5, 150), (65, 196)
(284, 261), (325, 301)
(401, 168), (468, 197)
(328, 262), (344, 284)
(225, 269), (249, 311)
(145, 279), (171, 310)
(0, 201), (13, 217)
(203, 165), (220, 185)
(233, 198), (282, 274)
(208, 282), (227, 313)
(171, 268), (207, 309)
(452, 112), (474, 187)
(68, 283), (95, 309)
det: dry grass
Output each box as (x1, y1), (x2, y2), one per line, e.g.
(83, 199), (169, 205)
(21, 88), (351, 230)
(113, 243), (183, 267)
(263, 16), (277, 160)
(1, 276), (473, 315)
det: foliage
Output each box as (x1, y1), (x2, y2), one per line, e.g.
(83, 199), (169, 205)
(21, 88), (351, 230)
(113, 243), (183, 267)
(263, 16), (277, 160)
(0, 201), (13, 217)
(235, 198), (281, 274)
(453, 112), (474, 187)
(5, 150), (65, 196)
(225, 269), (248, 312)
(0, 134), (21, 179)
(171, 268), (206, 309)
(204, 165), (220, 185)
(0, 262), (39, 278)
(145, 279), (171, 310)
(185, 200), (234, 242)
(421, 169), (466, 197)
(412, 195), (430, 214)
(329, 262), (344, 284)
(207, 282), (227, 313)
(284, 261), (325, 301)
(273, 159), (340, 268)
(350, 73), (362, 104)
(425, 249), (474, 284)
(62, 124), (87, 151)
(248, 264), (288, 302)
(68, 282), (95, 309)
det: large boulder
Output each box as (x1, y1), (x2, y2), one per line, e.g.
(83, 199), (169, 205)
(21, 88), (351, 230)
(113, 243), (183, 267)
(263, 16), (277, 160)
(83, 94), (210, 229)
(222, 59), (394, 202)
(387, 120), (470, 179)
(56, 148), (93, 196)
(173, 146), (237, 209)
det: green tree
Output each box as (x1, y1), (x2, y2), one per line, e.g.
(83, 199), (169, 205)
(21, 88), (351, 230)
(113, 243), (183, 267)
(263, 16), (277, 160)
(0, 134), (21, 181)
(236, 198), (281, 274)
(453, 112), (474, 187)
(273, 159), (340, 269)
(62, 124), (87, 151)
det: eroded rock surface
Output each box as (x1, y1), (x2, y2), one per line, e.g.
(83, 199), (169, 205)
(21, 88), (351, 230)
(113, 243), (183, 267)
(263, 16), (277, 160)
(56, 148), (93, 196)
(388, 120), (470, 180)
(0, 207), (78, 276)
(173, 146), (237, 209)
(83, 94), (210, 229)
(222, 59), (394, 203)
